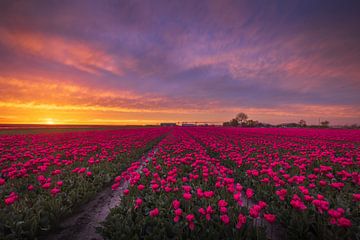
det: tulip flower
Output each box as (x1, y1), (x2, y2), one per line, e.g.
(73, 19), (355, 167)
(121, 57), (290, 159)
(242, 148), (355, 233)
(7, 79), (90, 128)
(236, 214), (247, 229)
(183, 193), (192, 200)
(134, 198), (143, 209)
(172, 199), (181, 209)
(220, 215), (230, 224)
(264, 213), (276, 224)
(149, 208), (159, 217)
(246, 188), (254, 199)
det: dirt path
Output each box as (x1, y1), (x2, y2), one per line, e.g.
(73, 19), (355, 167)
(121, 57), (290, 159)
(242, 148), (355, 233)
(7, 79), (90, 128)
(45, 148), (158, 240)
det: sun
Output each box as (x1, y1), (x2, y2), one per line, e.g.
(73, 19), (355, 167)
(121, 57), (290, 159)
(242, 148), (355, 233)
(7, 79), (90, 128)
(45, 118), (55, 125)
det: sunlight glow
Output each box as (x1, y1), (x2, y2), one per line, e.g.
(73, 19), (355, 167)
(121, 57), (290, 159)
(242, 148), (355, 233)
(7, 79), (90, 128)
(45, 118), (55, 125)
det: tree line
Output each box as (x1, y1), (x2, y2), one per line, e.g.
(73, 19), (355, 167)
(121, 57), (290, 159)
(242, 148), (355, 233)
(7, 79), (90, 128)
(222, 112), (355, 128)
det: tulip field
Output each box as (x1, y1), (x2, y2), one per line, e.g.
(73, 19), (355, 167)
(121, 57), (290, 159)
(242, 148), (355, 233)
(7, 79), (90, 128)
(0, 127), (359, 239)
(0, 128), (166, 239)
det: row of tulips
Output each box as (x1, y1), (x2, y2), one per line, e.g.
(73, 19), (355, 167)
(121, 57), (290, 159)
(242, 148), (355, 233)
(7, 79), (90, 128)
(100, 129), (273, 239)
(0, 128), (167, 239)
(187, 127), (359, 239)
(100, 127), (359, 240)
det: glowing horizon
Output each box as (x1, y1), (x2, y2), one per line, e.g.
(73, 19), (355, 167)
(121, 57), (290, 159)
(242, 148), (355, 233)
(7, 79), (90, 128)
(0, 0), (359, 125)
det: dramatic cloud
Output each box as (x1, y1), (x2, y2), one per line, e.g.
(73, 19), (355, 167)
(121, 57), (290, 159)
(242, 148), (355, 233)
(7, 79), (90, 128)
(0, 0), (359, 125)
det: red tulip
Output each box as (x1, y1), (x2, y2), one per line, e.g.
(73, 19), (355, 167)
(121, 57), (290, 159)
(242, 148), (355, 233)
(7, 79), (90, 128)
(174, 208), (182, 216)
(246, 188), (254, 199)
(236, 213), (246, 229)
(218, 199), (228, 208)
(337, 217), (352, 227)
(135, 198), (143, 209)
(172, 199), (180, 209)
(4, 192), (18, 205)
(203, 191), (214, 198)
(264, 213), (276, 224)
(50, 188), (61, 196)
(183, 193), (192, 200)
(149, 208), (159, 217)
(220, 215), (230, 224)
(353, 193), (360, 202)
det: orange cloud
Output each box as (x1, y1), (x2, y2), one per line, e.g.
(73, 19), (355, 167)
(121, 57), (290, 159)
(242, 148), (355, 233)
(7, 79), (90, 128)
(0, 77), (139, 102)
(0, 77), (221, 115)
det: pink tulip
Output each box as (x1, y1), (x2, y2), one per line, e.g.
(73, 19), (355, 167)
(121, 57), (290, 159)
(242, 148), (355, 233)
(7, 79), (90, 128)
(264, 213), (276, 224)
(50, 188), (61, 196)
(353, 193), (360, 202)
(135, 198), (143, 209)
(220, 215), (230, 224)
(183, 193), (192, 200)
(149, 208), (159, 217)
(236, 213), (247, 229)
(246, 188), (254, 199)
(172, 199), (180, 209)
(337, 217), (352, 227)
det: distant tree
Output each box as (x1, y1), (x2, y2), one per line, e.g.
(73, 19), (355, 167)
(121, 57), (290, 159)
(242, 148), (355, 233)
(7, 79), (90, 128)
(246, 120), (259, 127)
(320, 120), (330, 128)
(229, 118), (239, 127)
(236, 112), (248, 125)
(223, 121), (230, 126)
(299, 120), (307, 127)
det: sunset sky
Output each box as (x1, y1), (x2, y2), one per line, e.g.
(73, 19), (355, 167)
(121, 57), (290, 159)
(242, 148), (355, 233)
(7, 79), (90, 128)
(0, 0), (359, 125)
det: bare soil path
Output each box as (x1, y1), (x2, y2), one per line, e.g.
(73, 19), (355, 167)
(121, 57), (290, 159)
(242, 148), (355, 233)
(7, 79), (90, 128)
(44, 148), (158, 240)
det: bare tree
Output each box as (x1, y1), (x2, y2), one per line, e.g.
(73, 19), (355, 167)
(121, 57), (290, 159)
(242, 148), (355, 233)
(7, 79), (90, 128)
(236, 112), (248, 125)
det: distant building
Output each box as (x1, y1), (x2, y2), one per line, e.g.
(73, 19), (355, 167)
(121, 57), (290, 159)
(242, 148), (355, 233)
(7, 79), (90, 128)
(160, 123), (177, 127)
(181, 123), (196, 127)
(278, 123), (300, 128)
